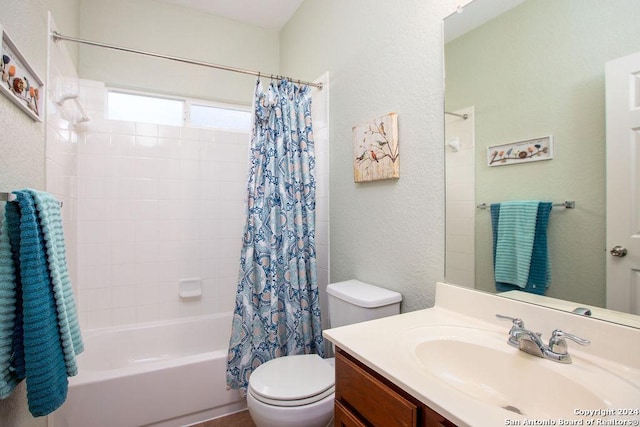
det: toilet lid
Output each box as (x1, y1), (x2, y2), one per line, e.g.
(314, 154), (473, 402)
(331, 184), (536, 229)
(249, 355), (335, 406)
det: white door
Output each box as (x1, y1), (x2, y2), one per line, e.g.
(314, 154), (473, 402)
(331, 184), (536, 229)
(606, 51), (640, 314)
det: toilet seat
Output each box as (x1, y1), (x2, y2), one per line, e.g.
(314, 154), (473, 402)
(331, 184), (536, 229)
(248, 354), (335, 407)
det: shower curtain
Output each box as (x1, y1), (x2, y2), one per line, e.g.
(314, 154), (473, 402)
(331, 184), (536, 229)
(226, 79), (324, 394)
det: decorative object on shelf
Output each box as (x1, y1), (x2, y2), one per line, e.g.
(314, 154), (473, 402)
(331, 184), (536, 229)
(352, 112), (399, 182)
(0, 25), (44, 122)
(487, 135), (553, 167)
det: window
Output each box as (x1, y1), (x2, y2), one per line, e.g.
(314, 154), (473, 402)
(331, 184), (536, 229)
(190, 104), (251, 132)
(106, 89), (252, 132)
(107, 91), (184, 127)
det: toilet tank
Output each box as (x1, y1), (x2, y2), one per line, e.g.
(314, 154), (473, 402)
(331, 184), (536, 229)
(326, 280), (402, 328)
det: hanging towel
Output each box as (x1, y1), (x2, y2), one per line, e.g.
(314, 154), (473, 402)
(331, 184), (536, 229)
(0, 205), (20, 398)
(491, 201), (552, 294)
(28, 189), (83, 375)
(0, 190), (83, 417)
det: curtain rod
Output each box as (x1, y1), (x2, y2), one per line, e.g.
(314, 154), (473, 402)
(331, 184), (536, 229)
(445, 111), (468, 120)
(51, 31), (323, 90)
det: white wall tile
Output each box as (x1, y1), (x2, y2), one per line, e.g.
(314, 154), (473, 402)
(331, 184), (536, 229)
(180, 127), (199, 141)
(159, 125), (180, 139)
(73, 81), (327, 330)
(110, 120), (136, 135)
(112, 307), (137, 326)
(158, 138), (180, 159)
(111, 134), (136, 156)
(136, 123), (159, 137)
(180, 140), (201, 160)
(179, 159), (200, 180)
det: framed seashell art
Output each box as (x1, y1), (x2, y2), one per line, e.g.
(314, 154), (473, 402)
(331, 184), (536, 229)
(0, 25), (44, 122)
(352, 112), (400, 182)
(487, 135), (553, 167)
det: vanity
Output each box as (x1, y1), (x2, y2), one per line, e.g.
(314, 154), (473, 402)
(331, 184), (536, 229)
(334, 348), (455, 426)
(324, 283), (640, 427)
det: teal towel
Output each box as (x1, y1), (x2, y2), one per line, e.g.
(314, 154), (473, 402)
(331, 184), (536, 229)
(494, 201), (540, 288)
(491, 201), (552, 294)
(526, 203), (552, 290)
(28, 189), (83, 374)
(0, 190), (83, 417)
(0, 207), (19, 398)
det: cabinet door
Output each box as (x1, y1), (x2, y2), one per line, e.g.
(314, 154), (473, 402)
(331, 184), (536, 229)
(336, 351), (418, 427)
(335, 401), (367, 427)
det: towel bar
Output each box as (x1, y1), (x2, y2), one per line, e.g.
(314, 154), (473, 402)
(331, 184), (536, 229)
(0, 192), (17, 202)
(1, 191), (63, 207)
(477, 200), (575, 210)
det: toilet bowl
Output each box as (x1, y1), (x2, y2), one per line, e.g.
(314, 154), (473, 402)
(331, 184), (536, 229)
(247, 355), (335, 427)
(246, 280), (402, 427)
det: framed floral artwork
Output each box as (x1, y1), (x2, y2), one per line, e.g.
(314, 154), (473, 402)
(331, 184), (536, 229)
(487, 135), (553, 167)
(352, 112), (399, 182)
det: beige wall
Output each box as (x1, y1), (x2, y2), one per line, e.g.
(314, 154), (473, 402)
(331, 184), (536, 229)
(280, 0), (462, 312)
(445, 0), (640, 307)
(78, 0), (280, 105)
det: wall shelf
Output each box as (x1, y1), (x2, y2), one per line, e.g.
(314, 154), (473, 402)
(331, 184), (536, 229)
(0, 24), (44, 122)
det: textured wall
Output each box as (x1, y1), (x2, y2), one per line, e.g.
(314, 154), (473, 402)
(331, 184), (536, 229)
(0, 0), (48, 425)
(78, 0), (280, 105)
(0, 0), (48, 197)
(280, 0), (463, 312)
(445, 0), (640, 307)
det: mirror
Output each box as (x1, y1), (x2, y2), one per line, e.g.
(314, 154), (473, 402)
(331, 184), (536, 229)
(443, 0), (640, 327)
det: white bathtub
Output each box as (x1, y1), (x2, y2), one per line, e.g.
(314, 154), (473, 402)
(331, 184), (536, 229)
(51, 313), (245, 427)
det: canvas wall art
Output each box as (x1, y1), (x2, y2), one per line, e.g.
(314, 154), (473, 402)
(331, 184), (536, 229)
(352, 112), (399, 182)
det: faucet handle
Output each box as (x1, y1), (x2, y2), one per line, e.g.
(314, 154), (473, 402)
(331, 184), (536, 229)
(495, 314), (524, 327)
(496, 314), (526, 348)
(548, 329), (590, 355)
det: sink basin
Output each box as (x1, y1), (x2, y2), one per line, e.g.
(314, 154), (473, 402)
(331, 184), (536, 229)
(400, 326), (640, 420)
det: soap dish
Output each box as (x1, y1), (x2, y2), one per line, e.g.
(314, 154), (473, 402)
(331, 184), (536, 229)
(179, 278), (202, 299)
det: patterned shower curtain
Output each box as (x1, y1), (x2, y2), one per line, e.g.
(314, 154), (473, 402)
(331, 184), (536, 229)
(226, 79), (324, 394)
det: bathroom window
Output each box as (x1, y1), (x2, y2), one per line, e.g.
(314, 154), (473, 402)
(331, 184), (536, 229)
(106, 89), (251, 132)
(107, 91), (184, 126)
(190, 104), (251, 132)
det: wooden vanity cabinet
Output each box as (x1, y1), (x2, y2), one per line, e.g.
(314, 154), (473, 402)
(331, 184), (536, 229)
(334, 348), (457, 427)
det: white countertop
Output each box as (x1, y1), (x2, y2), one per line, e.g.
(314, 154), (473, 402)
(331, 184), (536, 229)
(323, 282), (640, 427)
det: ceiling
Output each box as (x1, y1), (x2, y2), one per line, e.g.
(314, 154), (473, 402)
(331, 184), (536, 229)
(155, 0), (306, 29)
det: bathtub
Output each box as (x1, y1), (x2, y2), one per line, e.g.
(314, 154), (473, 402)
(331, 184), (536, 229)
(51, 313), (245, 427)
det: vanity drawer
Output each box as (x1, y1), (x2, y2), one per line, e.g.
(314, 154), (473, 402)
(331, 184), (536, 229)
(422, 405), (457, 427)
(335, 401), (367, 427)
(335, 350), (418, 427)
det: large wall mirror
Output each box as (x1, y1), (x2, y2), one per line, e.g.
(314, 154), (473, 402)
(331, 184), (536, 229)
(443, 0), (640, 327)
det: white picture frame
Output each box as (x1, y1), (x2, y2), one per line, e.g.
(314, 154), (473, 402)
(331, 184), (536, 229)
(487, 135), (553, 167)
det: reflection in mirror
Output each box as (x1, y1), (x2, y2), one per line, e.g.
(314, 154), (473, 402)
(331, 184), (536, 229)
(444, 0), (640, 327)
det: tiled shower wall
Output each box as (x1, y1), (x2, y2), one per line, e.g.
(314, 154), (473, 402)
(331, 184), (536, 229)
(74, 80), (248, 329)
(311, 73), (330, 332)
(66, 78), (329, 330)
(45, 18), (79, 292)
(45, 36), (329, 331)
(444, 107), (474, 288)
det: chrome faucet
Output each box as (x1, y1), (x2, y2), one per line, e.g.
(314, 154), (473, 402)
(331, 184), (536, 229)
(496, 314), (590, 364)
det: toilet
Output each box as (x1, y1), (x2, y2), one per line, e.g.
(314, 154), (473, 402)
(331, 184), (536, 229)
(247, 280), (402, 427)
